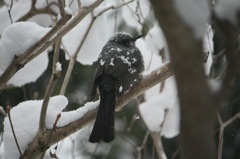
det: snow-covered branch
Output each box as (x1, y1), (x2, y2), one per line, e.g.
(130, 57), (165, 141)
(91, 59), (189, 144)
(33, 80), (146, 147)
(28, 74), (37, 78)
(20, 62), (173, 159)
(0, 0), (104, 90)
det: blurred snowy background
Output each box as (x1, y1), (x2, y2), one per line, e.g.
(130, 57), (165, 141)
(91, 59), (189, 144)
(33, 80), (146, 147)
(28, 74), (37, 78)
(0, 0), (239, 159)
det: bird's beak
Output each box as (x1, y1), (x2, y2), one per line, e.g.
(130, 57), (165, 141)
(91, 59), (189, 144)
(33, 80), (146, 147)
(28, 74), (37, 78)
(132, 35), (143, 41)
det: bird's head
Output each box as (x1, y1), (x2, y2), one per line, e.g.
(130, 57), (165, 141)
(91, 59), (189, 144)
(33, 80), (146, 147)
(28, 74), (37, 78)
(109, 32), (143, 47)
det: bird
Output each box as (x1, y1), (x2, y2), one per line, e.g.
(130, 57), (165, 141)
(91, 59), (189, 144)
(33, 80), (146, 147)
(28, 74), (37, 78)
(89, 32), (144, 143)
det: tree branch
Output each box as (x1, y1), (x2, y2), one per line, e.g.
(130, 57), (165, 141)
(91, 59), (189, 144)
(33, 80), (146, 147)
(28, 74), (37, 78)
(6, 106), (22, 157)
(21, 61), (173, 159)
(0, 0), (104, 90)
(149, 0), (217, 159)
(39, 39), (61, 134)
(217, 112), (240, 159)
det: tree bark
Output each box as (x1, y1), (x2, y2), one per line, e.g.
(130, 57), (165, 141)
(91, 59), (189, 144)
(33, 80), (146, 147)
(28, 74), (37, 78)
(149, 0), (217, 159)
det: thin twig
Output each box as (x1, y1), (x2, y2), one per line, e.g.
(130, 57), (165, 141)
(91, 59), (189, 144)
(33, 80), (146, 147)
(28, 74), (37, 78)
(39, 40), (61, 133)
(150, 132), (166, 159)
(7, 0), (13, 24)
(136, 131), (150, 159)
(60, 13), (95, 95)
(95, 0), (135, 17)
(217, 112), (240, 159)
(17, 1), (58, 22)
(159, 109), (169, 135)
(40, 113), (61, 159)
(58, 0), (66, 17)
(70, 136), (76, 159)
(6, 106), (22, 157)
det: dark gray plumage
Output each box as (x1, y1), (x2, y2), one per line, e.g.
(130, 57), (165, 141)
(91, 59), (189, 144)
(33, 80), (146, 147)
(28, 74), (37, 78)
(89, 32), (144, 143)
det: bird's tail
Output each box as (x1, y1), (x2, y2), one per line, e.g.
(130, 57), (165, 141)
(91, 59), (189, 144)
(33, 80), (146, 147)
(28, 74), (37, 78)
(89, 75), (116, 143)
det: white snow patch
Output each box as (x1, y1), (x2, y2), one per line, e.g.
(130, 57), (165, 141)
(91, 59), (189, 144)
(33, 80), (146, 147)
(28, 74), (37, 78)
(139, 77), (179, 138)
(56, 62), (62, 72)
(0, 140), (3, 159)
(62, 14), (110, 65)
(7, 53), (48, 87)
(0, 22), (50, 86)
(136, 38), (163, 75)
(64, 6), (73, 15)
(100, 59), (105, 66)
(0, 1), (31, 33)
(119, 86), (123, 93)
(80, 0), (97, 7)
(215, 0), (240, 24)
(3, 95), (68, 159)
(203, 26), (213, 75)
(57, 101), (99, 127)
(0, 1), (56, 32)
(117, 48), (122, 52)
(145, 23), (165, 54)
(121, 0), (152, 31)
(173, 0), (210, 38)
(128, 68), (137, 74)
(208, 79), (222, 93)
(120, 56), (131, 66)
(110, 58), (114, 66)
(132, 58), (137, 63)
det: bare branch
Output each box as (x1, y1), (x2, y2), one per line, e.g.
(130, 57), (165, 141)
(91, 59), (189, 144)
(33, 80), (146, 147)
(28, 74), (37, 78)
(40, 113), (61, 159)
(21, 61), (172, 158)
(7, 0), (13, 24)
(17, 1), (58, 22)
(136, 131), (150, 159)
(60, 14), (95, 95)
(39, 39), (61, 133)
(6, 106), (22, 157)
(57, 0), (66, 18)
(0, 0), (104, 90)
(150, 132), (166, 159)
(150, 0), (217, 159)
(217, 112), (240, 159)
(95, 0), (135, 17)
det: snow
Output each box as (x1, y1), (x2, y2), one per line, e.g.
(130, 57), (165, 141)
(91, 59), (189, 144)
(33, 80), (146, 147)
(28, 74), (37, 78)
(3, 95), (68, 159)
(121, 0), (152, 31)
(215, 0), (240, 24)
(0, 1), (31, 33)
(139, 77), (179, 137)
(8, 53), (48, 86)
(100, 59), (105, 65)
(56, 62), (62, 72)
(0, 22), (50, 86)
(120, 56), (131, 66)
(173, 0), (210, 38)
(119, 86), (123, 93)
(0, 143), (3, 159)
(208, 79), (222, 93)
(81, 0), (97, 7)
(110, 58), (114, 66)
(57, 101), (99, 127)
(128, 68), (137, 74)
(145, 23), (165, 54)
(64, 6), (73, 15)
(136, 38), (163, 75)
(62, 13), (110, 65)
(203, 26), (213, 75)
(0, 1), (56, 32)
